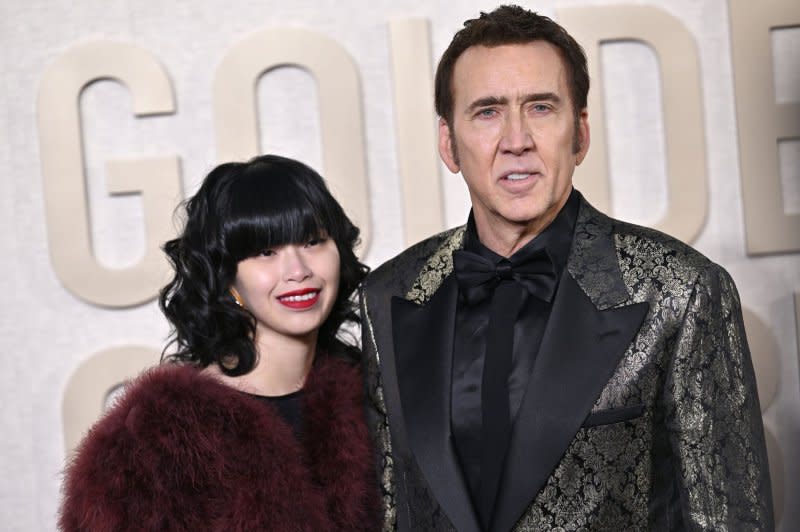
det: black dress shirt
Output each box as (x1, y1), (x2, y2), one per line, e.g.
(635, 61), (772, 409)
(450, 189), (580, 511)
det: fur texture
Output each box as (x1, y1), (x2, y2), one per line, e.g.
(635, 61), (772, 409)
(59, 356), (380, 531)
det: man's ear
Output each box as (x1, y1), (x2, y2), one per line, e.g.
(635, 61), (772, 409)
(438, 117), (460, 173)
(575, 108), (590, 166)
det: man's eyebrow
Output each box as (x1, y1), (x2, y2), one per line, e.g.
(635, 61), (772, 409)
(465, 96), (508, 114)
(465, 92), (562, 114)
(522, 92), (561, 104)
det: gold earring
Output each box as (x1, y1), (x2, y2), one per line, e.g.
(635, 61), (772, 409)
(230, 287), (245, 309)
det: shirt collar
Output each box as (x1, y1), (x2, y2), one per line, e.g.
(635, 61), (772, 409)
(463, 188), (579, 280)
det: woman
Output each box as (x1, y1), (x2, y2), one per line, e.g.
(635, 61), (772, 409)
(59, 155), (379, 531)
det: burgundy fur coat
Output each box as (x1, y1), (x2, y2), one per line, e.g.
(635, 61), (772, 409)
(59, 356), (380, 531)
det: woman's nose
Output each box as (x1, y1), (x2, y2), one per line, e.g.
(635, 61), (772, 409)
(282, 246), (312, 282)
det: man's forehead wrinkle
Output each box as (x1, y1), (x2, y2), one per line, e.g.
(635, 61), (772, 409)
(456, 72), (567, 104)
(450, 41), (573, 123)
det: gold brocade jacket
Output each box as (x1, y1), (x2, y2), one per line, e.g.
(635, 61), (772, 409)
(360, 194), (773, 532)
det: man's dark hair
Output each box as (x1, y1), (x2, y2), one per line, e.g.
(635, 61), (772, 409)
(434, 4), (589, 133)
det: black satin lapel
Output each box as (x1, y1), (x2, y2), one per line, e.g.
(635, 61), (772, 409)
(493, 274), (649, 532)
(568, 195), (630, 310)
(392, 275), (482, 532)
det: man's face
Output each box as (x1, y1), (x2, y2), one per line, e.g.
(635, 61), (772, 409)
(439, 41), (589, 252)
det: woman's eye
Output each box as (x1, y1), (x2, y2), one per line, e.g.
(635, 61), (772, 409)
(259, 249), (276, 257)
(306, 237), (326, 247)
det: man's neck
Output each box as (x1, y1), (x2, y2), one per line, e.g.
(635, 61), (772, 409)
(471, 189), (577, 257)
(472, 212), (557, 258)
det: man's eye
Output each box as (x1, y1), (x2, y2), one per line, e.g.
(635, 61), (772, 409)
(532, 103), (550, 113)
(477, 108), (497, 118)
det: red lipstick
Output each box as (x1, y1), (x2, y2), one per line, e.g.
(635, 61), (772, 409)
(277, 288), (320, 310)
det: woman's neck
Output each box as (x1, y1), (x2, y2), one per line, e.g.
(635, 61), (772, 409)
(212, 330), (318, 396)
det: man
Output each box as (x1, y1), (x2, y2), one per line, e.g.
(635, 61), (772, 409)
(361, 5), (773, 531)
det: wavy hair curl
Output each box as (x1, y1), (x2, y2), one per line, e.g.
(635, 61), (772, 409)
(159, 154), (368, 375)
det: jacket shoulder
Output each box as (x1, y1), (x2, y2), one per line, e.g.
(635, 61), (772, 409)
(363, 227), (464, 296)
(614, 218), (713, 266)
(609, 217), (728, 299)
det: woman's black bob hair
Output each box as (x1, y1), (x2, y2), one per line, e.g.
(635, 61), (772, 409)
(159, 154), (368, 374)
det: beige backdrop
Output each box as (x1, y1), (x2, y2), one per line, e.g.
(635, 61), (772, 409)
(1, 0), (798, 530)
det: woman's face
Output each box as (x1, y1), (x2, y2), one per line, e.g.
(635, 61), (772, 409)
(232, 236), (341, 346)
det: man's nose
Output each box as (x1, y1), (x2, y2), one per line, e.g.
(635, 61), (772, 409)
(499, 112), (534, 155)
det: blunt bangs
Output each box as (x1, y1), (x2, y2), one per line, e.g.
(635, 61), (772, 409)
(223, 171), (328, 262)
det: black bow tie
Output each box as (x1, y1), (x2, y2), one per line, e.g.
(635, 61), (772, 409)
(452, 247), (557, 305)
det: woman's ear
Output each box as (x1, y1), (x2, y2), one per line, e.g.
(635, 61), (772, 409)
(230, 286), (245, 308)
